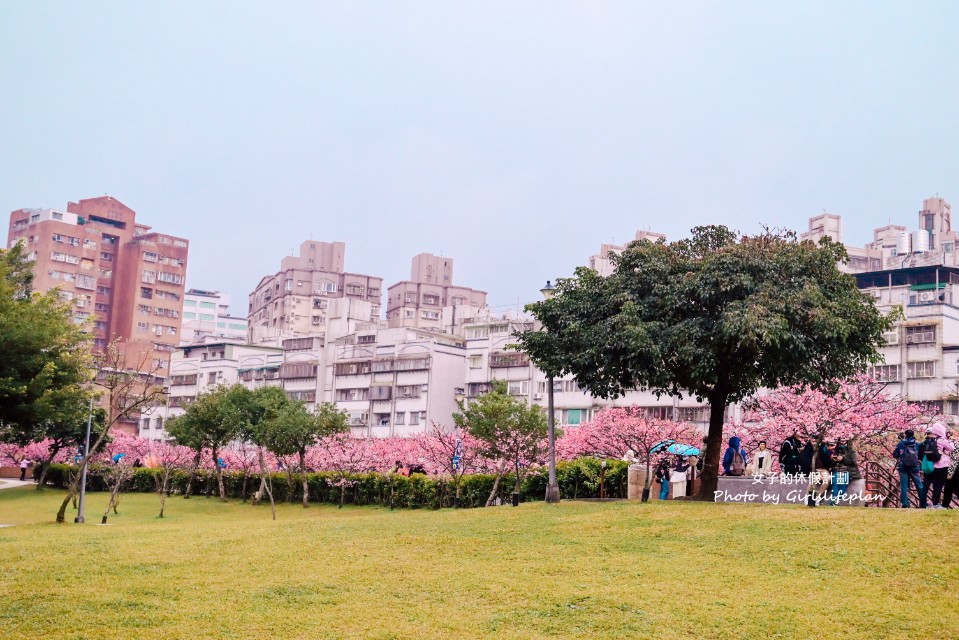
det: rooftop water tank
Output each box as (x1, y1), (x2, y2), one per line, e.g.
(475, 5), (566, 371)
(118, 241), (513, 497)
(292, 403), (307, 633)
(913, 229), (930, 253)
(897, 231), (911, 255)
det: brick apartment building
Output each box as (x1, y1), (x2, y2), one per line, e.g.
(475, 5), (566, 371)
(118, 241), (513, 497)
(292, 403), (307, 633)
(6, 195), (190, 380)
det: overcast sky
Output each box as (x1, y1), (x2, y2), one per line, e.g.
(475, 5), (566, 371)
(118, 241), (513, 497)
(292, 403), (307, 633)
(3, 2), (959, 314)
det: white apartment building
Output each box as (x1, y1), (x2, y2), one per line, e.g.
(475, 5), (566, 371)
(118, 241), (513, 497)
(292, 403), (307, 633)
(332, 327), (466, 437)
(587, 230), (667, 277)
(139, 341), (284, 440)
(180, 289), (248, 345)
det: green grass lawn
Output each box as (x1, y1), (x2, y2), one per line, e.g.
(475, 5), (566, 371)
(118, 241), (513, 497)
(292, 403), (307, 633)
(0, 487), (955, 640)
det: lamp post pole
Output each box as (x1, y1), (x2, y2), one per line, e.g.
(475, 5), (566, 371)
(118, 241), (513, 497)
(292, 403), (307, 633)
(540, 280), (560, 504)
(74, 394), (95, 524)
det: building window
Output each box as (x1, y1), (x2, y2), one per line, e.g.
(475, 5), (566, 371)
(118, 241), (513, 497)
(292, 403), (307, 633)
(905, 325), (936, 344)
(508, 381), (529, 396)
(421, 310), (440, 320)
(469, 355), (483, 368)
(906, 361), (936, 378)
(467, 327), (489, 339)
(100, 252), (114, 262)
(395, 412), (405, 425)
(141, 270), (156, 284)
(564, 409), (583, 425)
(871, 365), (901, 382)
(75, 274), (96, 290)
(423, 294), (440, 305)
(136, 322), (148, 332)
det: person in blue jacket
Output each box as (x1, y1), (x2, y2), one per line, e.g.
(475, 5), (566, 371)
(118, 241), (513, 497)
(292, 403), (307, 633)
(722, 436), (748, 476)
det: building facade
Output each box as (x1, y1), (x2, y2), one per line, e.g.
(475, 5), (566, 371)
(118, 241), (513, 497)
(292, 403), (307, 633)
(385, 253), (487, 333)
(247, 240), (383, 344)
(6, 196), (189, 372)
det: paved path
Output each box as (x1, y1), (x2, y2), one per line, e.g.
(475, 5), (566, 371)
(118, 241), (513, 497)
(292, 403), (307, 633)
(0, 479), (34, 490)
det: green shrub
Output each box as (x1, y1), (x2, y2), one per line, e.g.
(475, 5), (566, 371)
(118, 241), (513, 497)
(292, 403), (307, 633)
(38, 457), (627, 508)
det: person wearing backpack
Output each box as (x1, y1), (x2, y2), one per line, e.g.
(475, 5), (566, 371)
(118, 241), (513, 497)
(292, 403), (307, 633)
(721, 436), (748, 476)
(920, 423), (955, 509)
(779, 431), (803, 475)
(893, 429), (925, 508)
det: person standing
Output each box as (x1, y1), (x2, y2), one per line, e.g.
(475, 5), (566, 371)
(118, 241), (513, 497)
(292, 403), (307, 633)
(19, 458), (30, 482)
(799, 439), (815, 477)
(807, 440), (834, 507)
(893, 429), (925, 508)
(779, 431), (803, 475)
(670, 456), (691, 498)
(655, 458), (671, 500)
(830, 440), (860, 505)
(940, 428), (959, 509)
(721, 436), (748, 476)
(920, 423), (955, 509)
(749, 441), (774, 477)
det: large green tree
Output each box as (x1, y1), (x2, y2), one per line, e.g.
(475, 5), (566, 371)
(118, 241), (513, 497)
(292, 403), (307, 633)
(0, 243), (94, 445)
(454, 379), (549, 506)
(517, 227), (890, 500)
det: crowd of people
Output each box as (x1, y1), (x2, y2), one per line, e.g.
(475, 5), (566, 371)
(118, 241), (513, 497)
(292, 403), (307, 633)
(705, 422), (959, 508)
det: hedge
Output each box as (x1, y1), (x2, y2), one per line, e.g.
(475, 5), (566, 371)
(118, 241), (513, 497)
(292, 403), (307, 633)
(38, 457), (629, 509)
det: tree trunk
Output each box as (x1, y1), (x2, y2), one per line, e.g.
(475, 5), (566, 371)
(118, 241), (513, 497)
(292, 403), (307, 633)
(36, 444), (61, 490)
(241, 474), (249, 502)
(184, 451), (201, 499)
(56, 426), (112, 522)
(485, 460), (506, 507)
(299, 449), (309, 508)
(696, 393), (729, 501)
(159, 471), (170, 518)
(642, 460), (653, 502)
(264, 474), (276, 520)
(101, 476), (124, 524)
(339, 484), (346, 508)
(212, 445), (226, 501)
(253, 447), (267, 505)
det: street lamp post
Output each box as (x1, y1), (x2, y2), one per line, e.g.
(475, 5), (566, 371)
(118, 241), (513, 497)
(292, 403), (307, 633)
(74, 394), (95, 524)
(540, 281), (560, 504)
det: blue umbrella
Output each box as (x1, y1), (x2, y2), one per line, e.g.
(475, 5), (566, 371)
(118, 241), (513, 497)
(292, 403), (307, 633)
(667, 443), (700, 456)
(112, 453), (126, 464)
(650, 440), (676, 454)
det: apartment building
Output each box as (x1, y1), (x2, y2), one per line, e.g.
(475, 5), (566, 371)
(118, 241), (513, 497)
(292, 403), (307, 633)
(140, 341), (284, 440)
(385, 253), (487, 333)
(180, 289), (248, 344)
(247, 240), (383, 344)
(6, 196), (189, 372)
(804, 197), (958, 274)
(331, 327), (466, 437)
(461, 312), (713, 431)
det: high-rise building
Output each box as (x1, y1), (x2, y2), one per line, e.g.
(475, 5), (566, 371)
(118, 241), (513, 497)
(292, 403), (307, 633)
(247, 240), (383, 344)
(6, 195), (189, 369)
(385, 253), (487, 332)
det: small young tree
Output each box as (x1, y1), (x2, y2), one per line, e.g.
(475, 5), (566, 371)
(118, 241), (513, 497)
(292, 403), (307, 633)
(414, 425), (478, 507)
(147, 440), (195, 517)
(166, 384), (248, 501)
(454, 380), (549, 507)
(557, 408), (699, 501)
(311, 434), (375, 508)
(55, 341), (165, 523)
(263, 401), (348, 508)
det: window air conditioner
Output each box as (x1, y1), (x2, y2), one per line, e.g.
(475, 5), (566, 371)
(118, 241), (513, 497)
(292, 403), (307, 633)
(533, 393), (543, 400)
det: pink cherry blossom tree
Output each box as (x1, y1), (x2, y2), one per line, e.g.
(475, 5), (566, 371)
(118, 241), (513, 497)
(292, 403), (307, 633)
(412, 425), (481, 507)
(557, 407), (700, 501)
(742, 375), (926, 465)
(143, 440), (195, 517)
(308, 434), (376, 508)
